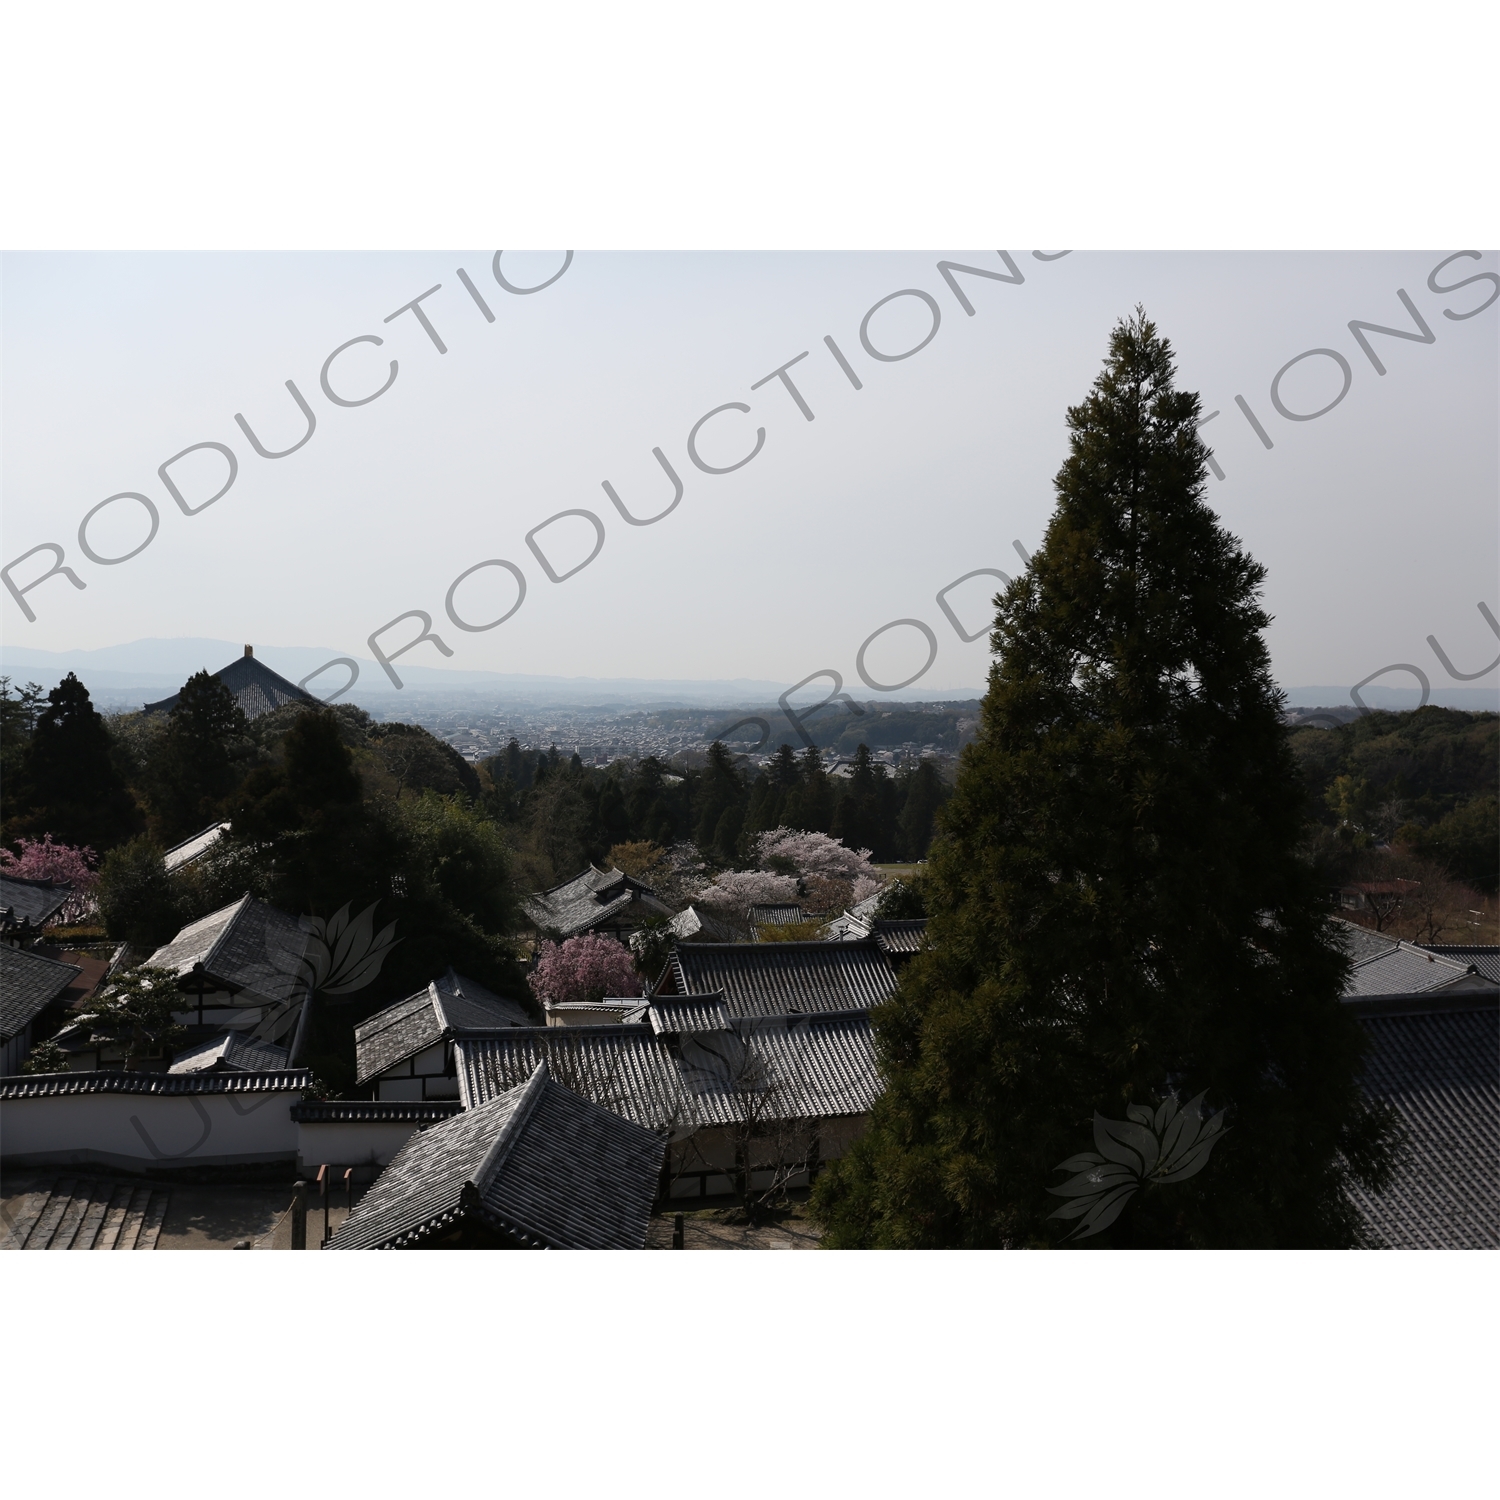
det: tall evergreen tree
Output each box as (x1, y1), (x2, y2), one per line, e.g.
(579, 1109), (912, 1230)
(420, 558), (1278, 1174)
(233, 708), (376, 913)
(831, 744), (887, 856)
(895, 759), (950, 859)
(814, 311), (1400, 1249)
(784, 745), (833, 832)
(146, 670), (250, 841)
(693, 741), (743, 853)
(743, 743), (804, 838)
(11, 673), (141, 851)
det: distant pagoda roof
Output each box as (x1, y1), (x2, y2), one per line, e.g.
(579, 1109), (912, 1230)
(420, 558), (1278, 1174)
(143, 646), (318, 720)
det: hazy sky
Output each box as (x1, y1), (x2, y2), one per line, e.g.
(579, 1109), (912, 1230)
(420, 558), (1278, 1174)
(2, 250), (1496, 701)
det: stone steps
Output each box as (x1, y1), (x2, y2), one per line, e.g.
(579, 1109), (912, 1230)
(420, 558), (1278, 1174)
(10, 1178), (171, 1249)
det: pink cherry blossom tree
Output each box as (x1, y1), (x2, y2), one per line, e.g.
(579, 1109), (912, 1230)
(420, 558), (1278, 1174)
(529, 933), (643, 1007)
(753, 828), (878, 883)
(694, 869), (800, 922)
(0, 835), (99, 923)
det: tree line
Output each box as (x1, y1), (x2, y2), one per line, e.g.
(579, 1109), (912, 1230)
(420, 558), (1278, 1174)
(482, 736), (952, 887)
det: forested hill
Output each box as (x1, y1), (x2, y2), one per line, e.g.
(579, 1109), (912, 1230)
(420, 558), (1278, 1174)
(1290, 706), (1498, 890)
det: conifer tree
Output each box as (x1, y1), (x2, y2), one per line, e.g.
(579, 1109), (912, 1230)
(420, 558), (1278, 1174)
(11, 673), (141, 851)
(895, 759), (950, 859)
(146, 670), (250, 841)
(693, 741), (743, 853)
(832, 743), (900, 859)
(814, 311), (1400, 1249)
(785, 745), (832, 832)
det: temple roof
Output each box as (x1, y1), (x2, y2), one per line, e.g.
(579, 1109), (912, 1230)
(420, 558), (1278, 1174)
(143, 648), (317, 720)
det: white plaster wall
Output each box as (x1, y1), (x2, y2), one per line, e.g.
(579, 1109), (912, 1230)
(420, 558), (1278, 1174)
(0, 1089), (300, 1167)
(296, 1120), (422, 1174)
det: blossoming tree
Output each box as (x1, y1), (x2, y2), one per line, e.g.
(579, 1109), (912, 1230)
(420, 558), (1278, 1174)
(529, 934), (643, 1007)
(0, 835), (99, 923)
(694, 869), (800, 923)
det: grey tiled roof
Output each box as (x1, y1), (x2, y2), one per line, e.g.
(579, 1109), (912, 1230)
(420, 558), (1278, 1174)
(169, 1030), (290, 1073)
(456, 1011), (881, 1129)
(145, 895), (310, 1004)
(0, 944), (81, 1041)
(143, 652), (317, 720)
(290, 1099), (463, 1124)
(163, 822), (230, 873)
(0, 874), (73, 931)
(1348, 999), (1498, 1249)
(523, 865), (670, 938)
(355, 971), (530, 1084)
(1343, 941), (1486, 999)
(872, 919), (926, 954)
(1420, 946), (1500, 984)
(0, 1069), (311, 1099)
(648, 993), (731, 1036)
(456, 1026), (691, 1131)
(1332, 918), (1401, 967)
(828, 910), (927, 954)
(678, 1013), (882, 1123)
(656, 940), (898, 1018)
(748, 904), (806, 927)
(326, 1063), (666, 1250)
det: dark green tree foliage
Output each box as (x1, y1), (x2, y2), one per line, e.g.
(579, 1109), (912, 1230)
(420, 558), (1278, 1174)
(236, 710), (526, 1091)
(10, 674), (141, 850)
(693, 742), (743, 858)
(0, 677), (46, 834)
(369, 721), (482, 798)
(96, 836), (184, 948)
(146, 670), (250, 842)
(875, 877), (928, 920)
(784, 746), (833, 833)
(233, 709), (401, 943)
(831, 744), (900, 858)
(895, 759), (951, 859)
(744, 744), (802, 837)
(1289, 706), (1498, 891)
(627, 757), (687, 846)
(84, 965), (185, 1067)
(815, 311), (1400, 1249)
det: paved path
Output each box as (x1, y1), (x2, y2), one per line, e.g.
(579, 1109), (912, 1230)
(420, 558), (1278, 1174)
(647, 1207), (822, 1249)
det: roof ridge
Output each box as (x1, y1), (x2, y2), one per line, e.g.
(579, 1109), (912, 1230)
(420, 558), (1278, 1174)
(162, 821), (231, 856)
(473, 1061), (551, 1191)
(197, 892), (256, 973)
(1391, 939), (1473, 973)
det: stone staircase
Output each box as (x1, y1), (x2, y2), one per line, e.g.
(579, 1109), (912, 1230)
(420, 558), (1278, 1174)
(5, 1178), (171, 1250)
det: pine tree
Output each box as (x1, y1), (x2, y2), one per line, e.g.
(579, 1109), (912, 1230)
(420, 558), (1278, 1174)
(814, 311), (1400, 1249)
(11, 673), (141, 851)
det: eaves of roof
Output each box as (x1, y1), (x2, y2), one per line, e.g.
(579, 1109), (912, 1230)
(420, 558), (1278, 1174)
(290, 1099), (464, 1124)
(0, 1068), (313, 1099)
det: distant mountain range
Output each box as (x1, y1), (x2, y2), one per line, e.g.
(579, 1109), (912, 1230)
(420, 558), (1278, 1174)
(0, 638), (987, 708)
(2, 639), (1492, 712)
